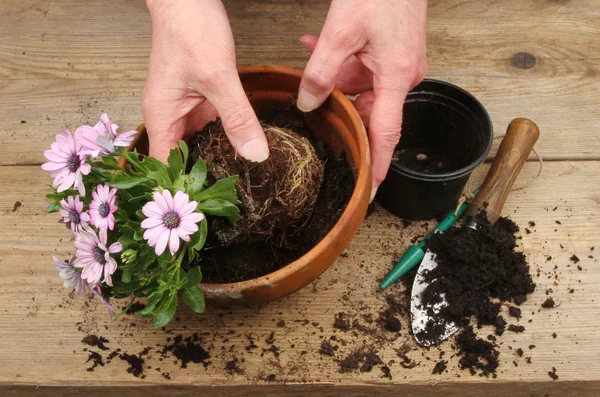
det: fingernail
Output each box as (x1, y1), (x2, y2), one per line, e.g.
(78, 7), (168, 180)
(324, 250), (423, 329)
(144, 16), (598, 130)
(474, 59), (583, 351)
(370, 186), (379, 203)
(297, 88), (318, 113)
(240, 138), (269, 162)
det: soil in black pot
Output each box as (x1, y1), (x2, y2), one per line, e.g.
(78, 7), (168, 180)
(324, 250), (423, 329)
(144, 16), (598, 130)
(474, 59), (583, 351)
(186, 106), (355, 283)
(392, 147), (461, 174)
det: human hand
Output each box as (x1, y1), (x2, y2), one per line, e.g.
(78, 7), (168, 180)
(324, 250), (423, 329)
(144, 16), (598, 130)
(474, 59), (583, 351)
(297, 0), (428, 200)
(143, 0), (269, 163)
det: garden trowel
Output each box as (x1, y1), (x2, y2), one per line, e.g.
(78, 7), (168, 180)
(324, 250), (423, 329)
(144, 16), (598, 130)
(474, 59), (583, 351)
(411, 118), (540, 347)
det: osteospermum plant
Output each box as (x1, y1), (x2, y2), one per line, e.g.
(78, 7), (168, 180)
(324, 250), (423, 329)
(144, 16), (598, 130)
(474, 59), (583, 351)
(43, 114), (240, 326)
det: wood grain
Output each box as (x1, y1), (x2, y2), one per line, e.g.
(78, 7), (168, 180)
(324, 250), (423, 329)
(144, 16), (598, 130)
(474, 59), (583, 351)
(1, 162), (599, 393)
(0, 0), (599, 164)
(1, 0), (599, 394)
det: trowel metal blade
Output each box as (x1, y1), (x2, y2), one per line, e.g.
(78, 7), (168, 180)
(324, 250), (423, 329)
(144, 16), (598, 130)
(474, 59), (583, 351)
(410, 250), (460, 347)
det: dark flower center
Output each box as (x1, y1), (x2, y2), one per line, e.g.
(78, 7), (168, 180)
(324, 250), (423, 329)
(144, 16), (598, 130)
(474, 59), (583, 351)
(68, 210), (80, 224)
(93, 247), (107, 265)
(163, 212), (180, 229)
(98, 203), (111, 218)
(67, 155), (80, 172)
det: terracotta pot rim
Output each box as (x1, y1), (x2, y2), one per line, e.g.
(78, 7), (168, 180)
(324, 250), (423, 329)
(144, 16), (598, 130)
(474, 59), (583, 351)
(135, 65), (371, 296)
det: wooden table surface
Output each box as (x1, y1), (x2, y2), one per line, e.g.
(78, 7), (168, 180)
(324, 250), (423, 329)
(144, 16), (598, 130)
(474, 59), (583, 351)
(1, 0), (599, 395)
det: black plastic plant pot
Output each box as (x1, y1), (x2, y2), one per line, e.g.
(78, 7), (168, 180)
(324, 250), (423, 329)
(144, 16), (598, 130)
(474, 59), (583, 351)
(376, 79), (493, 220)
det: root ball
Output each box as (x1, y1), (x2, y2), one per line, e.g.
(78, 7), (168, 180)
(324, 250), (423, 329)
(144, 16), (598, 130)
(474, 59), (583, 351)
(188, 119), (324, 245)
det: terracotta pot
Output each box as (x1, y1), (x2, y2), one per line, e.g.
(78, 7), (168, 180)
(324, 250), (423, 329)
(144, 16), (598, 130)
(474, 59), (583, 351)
(126, 65), (371, 304)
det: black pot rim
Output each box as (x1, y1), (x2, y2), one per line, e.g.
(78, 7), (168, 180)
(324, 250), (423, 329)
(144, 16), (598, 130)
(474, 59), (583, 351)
(390, 78), (493, 182)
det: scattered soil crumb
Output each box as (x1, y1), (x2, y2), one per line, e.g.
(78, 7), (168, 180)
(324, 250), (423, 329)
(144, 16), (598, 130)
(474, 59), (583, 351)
(339, 346), (382, 373)
(385, 317), (401, 332)
(162, 333), (211, 369)
(119, 351), (147, 379)
(548, 367), (559, 380)
(455, 326), (499, 377)
(82, 335), (110, 351)
(508, 306), (522, 319)
(508, 325), (525, 333)
(225, 358), (244, 375)
(432, 360), (448, 374)
(319, 340), (337, 356)
(380, 365), (392, 379)
(12, 201), (22, 212)
(86, 351), (105, 372)
(542, 297), (556, 308)
(570, 255), (580, 263)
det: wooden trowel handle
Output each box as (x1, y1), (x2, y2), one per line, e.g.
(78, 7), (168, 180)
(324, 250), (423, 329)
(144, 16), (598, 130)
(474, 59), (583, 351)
(465, 118), (540, 224)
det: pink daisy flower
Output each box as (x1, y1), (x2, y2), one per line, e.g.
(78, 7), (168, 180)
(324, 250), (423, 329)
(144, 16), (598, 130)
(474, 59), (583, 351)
(41, 130), (91, 196)
(141, 190), (205, 256)
(73, 229), (122, 287)
(53, 256), (90, 295)
(59, 195), (90, 233)
(78, 113), (138, 157)
(89, 184), (118, 240)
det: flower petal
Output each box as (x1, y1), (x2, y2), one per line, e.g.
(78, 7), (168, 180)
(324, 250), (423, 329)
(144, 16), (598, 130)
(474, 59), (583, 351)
(108, 242), (122, 253)
(168, 231), (180, 255)
(179, 201), (198, 216)
(142, 201), (163, 218)
(163, 190), (174, 211)
(141, 217), (163, 229)
(155, 230), (170, 256)
(57, 172), (76, 192)
(41, 161), (66, 171)
(183, 212), (205, 224)
(153, 191), (169, 213)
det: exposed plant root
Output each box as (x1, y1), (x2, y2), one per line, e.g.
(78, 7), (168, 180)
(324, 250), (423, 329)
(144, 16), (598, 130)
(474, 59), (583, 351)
(188, 119), (324, 245)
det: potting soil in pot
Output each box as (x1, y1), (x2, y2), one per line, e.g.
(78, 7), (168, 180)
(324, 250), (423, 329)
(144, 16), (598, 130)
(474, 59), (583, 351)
(186, 106), (355, 283)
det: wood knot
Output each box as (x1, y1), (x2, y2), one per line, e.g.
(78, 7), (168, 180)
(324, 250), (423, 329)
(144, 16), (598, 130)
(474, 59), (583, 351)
(511, 52), (537, 69)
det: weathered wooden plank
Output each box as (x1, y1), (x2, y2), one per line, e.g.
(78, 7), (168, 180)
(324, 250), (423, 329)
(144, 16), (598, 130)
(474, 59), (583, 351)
(0, 161), (598, 392)
(0, 0), (599, 165)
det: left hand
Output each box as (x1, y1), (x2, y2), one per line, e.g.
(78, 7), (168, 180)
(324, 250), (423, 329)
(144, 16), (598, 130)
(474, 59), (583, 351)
(297, 0), (428, 200)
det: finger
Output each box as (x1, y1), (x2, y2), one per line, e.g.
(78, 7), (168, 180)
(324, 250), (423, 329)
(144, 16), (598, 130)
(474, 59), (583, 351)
(297, 28), (363, 112)
(203, 70), (269, 162)
(352, 90), (375, 126)
(368, 81), (410, 191)
(300, 34), (373, 95)
(143, 86), (203, 163)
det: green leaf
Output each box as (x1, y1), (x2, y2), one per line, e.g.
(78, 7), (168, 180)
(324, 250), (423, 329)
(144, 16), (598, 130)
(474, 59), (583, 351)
(187, 219), (208, 260)
(112, 278), (143, 296)
(153, 290), (178, 327)
(179, 141), (189, 167)
(136, 289), (164, 317)
(46, 202), (62, 213)
(181, 267), (202, 289)
(121, 268), (132, 283)
(146, 171), (171, 187)
(109, 175), (151, 189)
(172, 175), (188, 192)
(187, 157), (207, 197)
(93, 156), (123, 171)
(45, 189), (78, 201)
(167, 146), (184, 181)
(197, 199), (240, 219)
(183, 285), (205, 314)
(193, 176), (239, 204)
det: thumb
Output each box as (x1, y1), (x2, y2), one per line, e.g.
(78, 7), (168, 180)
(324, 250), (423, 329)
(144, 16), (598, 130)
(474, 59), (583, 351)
(203, 71), (269, 163)
(297, 31), (360, 112)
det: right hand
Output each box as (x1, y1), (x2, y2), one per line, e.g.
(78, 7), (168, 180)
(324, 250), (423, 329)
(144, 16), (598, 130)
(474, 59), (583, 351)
(143, 0), (269, 163)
